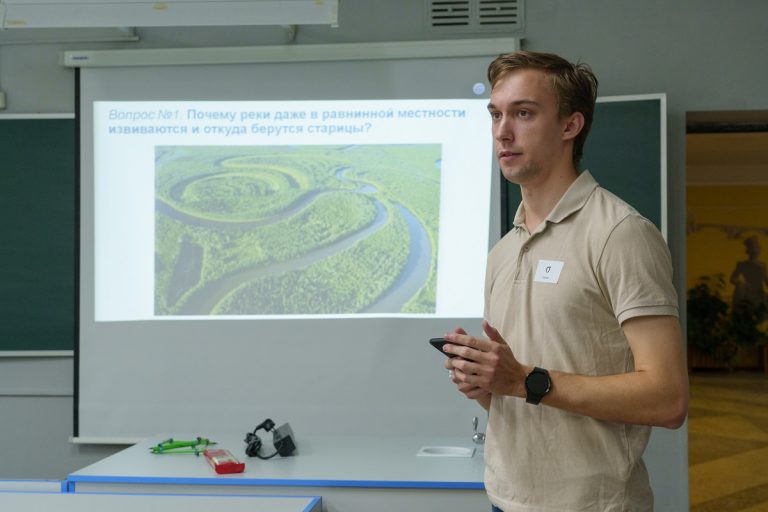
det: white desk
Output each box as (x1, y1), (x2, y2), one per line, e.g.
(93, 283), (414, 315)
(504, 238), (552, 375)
(0, 479), (63, 492)
(0, 491), (321, 512)
(67, 435), (488, 512)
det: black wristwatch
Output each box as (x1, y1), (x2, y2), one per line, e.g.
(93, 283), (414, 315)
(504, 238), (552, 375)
(525, 367), (551, 405)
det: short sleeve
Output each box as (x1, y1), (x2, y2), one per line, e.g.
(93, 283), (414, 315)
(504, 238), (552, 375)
(596, 215), (679, 324)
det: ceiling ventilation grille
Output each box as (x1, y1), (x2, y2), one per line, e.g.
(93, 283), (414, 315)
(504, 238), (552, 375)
(427, 0), (523, 33)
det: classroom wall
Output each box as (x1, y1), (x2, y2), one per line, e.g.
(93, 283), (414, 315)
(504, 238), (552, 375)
(1, 1), (767, 509)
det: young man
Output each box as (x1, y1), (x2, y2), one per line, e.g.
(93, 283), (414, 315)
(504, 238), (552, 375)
(442, 51), (689, 511)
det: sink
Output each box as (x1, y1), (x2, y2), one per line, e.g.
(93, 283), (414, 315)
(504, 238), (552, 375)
(416, 446), (476, 457)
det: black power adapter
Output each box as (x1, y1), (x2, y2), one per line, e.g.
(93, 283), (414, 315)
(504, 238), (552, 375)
(272, 423), (296, 457)
(244, 418), (297, 459)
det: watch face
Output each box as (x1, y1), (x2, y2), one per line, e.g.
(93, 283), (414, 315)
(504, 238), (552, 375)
(526, 371), (550, 394)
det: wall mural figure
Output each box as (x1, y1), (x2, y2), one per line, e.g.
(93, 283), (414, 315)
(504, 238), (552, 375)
(730, 235), (768, 321)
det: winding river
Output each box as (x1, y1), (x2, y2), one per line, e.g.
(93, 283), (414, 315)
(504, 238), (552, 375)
(160, 165), (434, 315)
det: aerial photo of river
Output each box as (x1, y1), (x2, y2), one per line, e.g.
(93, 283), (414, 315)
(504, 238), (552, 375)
(154, 144), (441, 316)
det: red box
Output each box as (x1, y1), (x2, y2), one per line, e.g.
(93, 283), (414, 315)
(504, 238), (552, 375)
(203, 449), (245, 474)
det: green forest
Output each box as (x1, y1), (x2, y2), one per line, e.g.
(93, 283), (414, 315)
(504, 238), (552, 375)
(154, 144), (442, 316)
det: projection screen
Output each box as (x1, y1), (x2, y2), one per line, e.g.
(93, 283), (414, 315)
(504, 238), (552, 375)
(70, 39), (514, 441)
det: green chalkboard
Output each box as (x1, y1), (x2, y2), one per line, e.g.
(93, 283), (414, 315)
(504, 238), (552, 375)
(0, 116), (75, 352)
(502, 96), (664, 235)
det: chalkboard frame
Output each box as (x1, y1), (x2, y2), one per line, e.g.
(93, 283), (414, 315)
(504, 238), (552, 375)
(0, 96), (663, 355)
(0, 97), (664, 354)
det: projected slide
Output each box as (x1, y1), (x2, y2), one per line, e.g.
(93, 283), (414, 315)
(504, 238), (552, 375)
(93, 99), (492, 321)
(155, 144), (441, 316)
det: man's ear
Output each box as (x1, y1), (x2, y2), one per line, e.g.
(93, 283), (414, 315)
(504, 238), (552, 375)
(561, 111), (585, 142)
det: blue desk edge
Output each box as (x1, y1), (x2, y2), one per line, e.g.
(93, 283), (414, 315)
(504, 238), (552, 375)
(66, 474), (484, 491)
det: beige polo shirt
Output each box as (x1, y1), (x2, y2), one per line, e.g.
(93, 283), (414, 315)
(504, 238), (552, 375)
(483, 171), (678, 512)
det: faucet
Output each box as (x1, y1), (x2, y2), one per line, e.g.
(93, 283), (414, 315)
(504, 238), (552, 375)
(472, 416), (486, 445)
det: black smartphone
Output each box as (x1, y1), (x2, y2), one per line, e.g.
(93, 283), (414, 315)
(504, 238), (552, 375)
(429, 337), (457, 357)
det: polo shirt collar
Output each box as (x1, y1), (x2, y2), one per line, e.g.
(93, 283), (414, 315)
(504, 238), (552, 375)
(512, 171), (599, 230)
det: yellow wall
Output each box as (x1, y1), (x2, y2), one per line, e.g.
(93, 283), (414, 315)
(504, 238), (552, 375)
(686, 185), (768, 297)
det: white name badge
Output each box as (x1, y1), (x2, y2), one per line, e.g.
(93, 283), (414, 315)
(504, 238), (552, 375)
(534, 259), (564, 284)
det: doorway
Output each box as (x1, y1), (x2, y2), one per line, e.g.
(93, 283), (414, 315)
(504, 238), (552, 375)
(686, 110), (768, 511)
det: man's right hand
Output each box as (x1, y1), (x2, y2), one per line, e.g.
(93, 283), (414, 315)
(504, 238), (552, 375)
(445, 326), (492, 410)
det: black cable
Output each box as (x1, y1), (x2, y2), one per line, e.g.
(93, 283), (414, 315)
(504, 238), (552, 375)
(244, 432), (262, 457)
(249, 440), (284, 460)
(244, 418), (287, 459)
